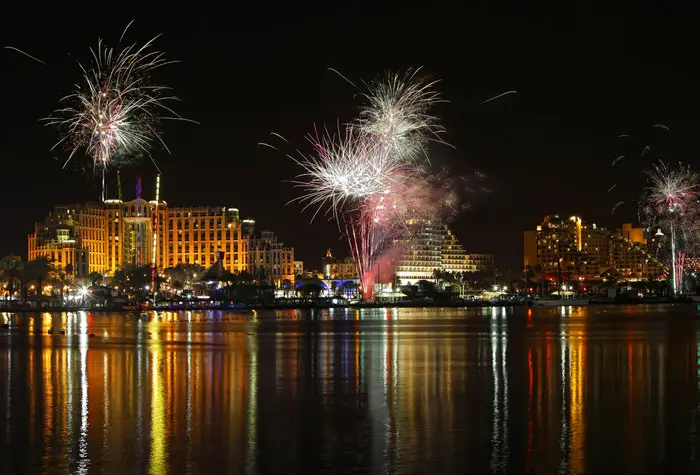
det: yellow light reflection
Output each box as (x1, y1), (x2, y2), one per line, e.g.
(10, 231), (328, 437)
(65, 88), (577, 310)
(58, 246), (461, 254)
(569, 336), (585, 473)
(246, 334), (258, 474)
(149, 342), (167, 475)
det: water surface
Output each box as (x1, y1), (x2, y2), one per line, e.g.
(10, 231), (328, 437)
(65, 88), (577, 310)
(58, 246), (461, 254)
(1, 305), (699, 474)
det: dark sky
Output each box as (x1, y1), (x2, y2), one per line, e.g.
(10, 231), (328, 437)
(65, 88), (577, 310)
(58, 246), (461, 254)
(2, 9), (700, 270)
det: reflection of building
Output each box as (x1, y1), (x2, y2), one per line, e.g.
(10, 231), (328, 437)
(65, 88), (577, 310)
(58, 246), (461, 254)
(523, 214), (666, 280)
(28, 178), (293, 280)
(393, 219), (494, 285)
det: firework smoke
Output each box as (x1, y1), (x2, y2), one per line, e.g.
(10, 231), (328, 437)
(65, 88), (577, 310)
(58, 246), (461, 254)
(45, 24), (191, 200)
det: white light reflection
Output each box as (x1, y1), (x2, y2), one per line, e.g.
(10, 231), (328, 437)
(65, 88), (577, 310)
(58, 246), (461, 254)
(78, 311), (90, 473)
(4, 322), (11, 445)
(246, 334), (258, 474)
(186, 325), (193, 463)
(103, 353), (110, 455)
(490, 304), (508, 472)
(559, 328), (569, 472)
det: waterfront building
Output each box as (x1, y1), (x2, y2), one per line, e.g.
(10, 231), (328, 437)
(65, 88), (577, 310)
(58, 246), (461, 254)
(523, 214), (666, 281)
(28, 180), (294, 283)
(467, 253), (496, 274)
(293, 260), (304, 276)
(394, 220), (447, 284)
(320, 249), (357, 279)
(393, 219), (494, 285)
(248, 231), (295, 286)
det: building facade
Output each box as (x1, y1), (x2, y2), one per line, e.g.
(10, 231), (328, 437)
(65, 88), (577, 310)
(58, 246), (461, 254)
(29, 196), (294, 284)
(393, 219), (494, 285)
(248, 231), (295, 286)
(523, 214), (666, 281)
(293, 261), (304, 276)
(320, 249), (357, 279)
(467, 254), (495, 274)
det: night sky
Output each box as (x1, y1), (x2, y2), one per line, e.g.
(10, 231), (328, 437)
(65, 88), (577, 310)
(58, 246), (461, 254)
(2, 9), (700, 271)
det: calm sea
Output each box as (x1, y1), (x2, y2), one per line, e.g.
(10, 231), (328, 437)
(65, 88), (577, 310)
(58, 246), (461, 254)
(1, 305), (699, 474)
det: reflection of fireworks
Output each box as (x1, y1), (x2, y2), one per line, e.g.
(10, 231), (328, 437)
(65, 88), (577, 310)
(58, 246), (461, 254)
(45, 24), (191, 200)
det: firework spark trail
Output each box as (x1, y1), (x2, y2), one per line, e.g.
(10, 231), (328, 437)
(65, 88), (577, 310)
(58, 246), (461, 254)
(4, 46), (47, 65)
(612, 201), (625, 215)
(45, 26), (194, 200)
(480, 90), (518, 104)
(611, 155), (625, 167)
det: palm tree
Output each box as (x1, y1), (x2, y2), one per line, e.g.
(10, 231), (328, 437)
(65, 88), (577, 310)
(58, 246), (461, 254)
(432, 268), (442, 287)
(0, 256), (23, 307)
(22, 257), (51, 306)
(48, 263), (71, 302)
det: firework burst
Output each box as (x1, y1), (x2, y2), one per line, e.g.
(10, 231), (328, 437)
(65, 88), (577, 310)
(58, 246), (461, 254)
(285, 68), (465, 300)
(355, 68), (446, 162)
(45, 24), (191, 200)
(639, 160), (700, 294)
(287, 129), (404, 219)
(643, 161), (699, 215)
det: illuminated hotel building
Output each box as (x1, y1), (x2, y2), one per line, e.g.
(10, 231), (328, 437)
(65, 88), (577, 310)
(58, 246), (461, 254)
(248, 231), (295, 286)
(393, 219), (494, 285)
(28, 186), (294, 281)
(523, 214), (666, 280)
(320, 249), (357, 279)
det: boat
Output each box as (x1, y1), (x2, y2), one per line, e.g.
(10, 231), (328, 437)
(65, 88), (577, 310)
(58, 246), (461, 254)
(532, 290), (589, 307)
(533, 297), (589, 307)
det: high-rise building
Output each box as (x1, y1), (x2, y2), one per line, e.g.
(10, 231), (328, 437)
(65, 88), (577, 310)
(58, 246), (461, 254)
(28, 183), (293, 284)
(523, 214), (666, 281)
(394, 219), (448, 284)
(393, 219), (494, 285)
(467, 254), (495, 274)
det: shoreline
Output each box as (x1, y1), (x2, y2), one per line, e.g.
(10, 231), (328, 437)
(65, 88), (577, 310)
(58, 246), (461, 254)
(0, 298), (695, 313)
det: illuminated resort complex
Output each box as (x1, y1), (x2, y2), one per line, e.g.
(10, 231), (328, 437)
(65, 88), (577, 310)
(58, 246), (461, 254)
(27, 176), (294, 286)
(523, 214), (666, 282)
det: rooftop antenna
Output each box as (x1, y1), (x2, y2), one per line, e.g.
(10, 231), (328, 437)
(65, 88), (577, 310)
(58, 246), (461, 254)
(136, 175), (142, 266)
(151, 174), (161, 303)
(117, 170), (122, 201)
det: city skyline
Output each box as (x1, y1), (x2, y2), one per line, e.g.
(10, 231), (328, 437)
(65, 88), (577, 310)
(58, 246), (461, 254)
(3, 11), (700, 269)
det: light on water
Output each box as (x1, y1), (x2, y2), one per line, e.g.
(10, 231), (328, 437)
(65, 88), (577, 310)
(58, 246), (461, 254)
(0, 306), (700, 473)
